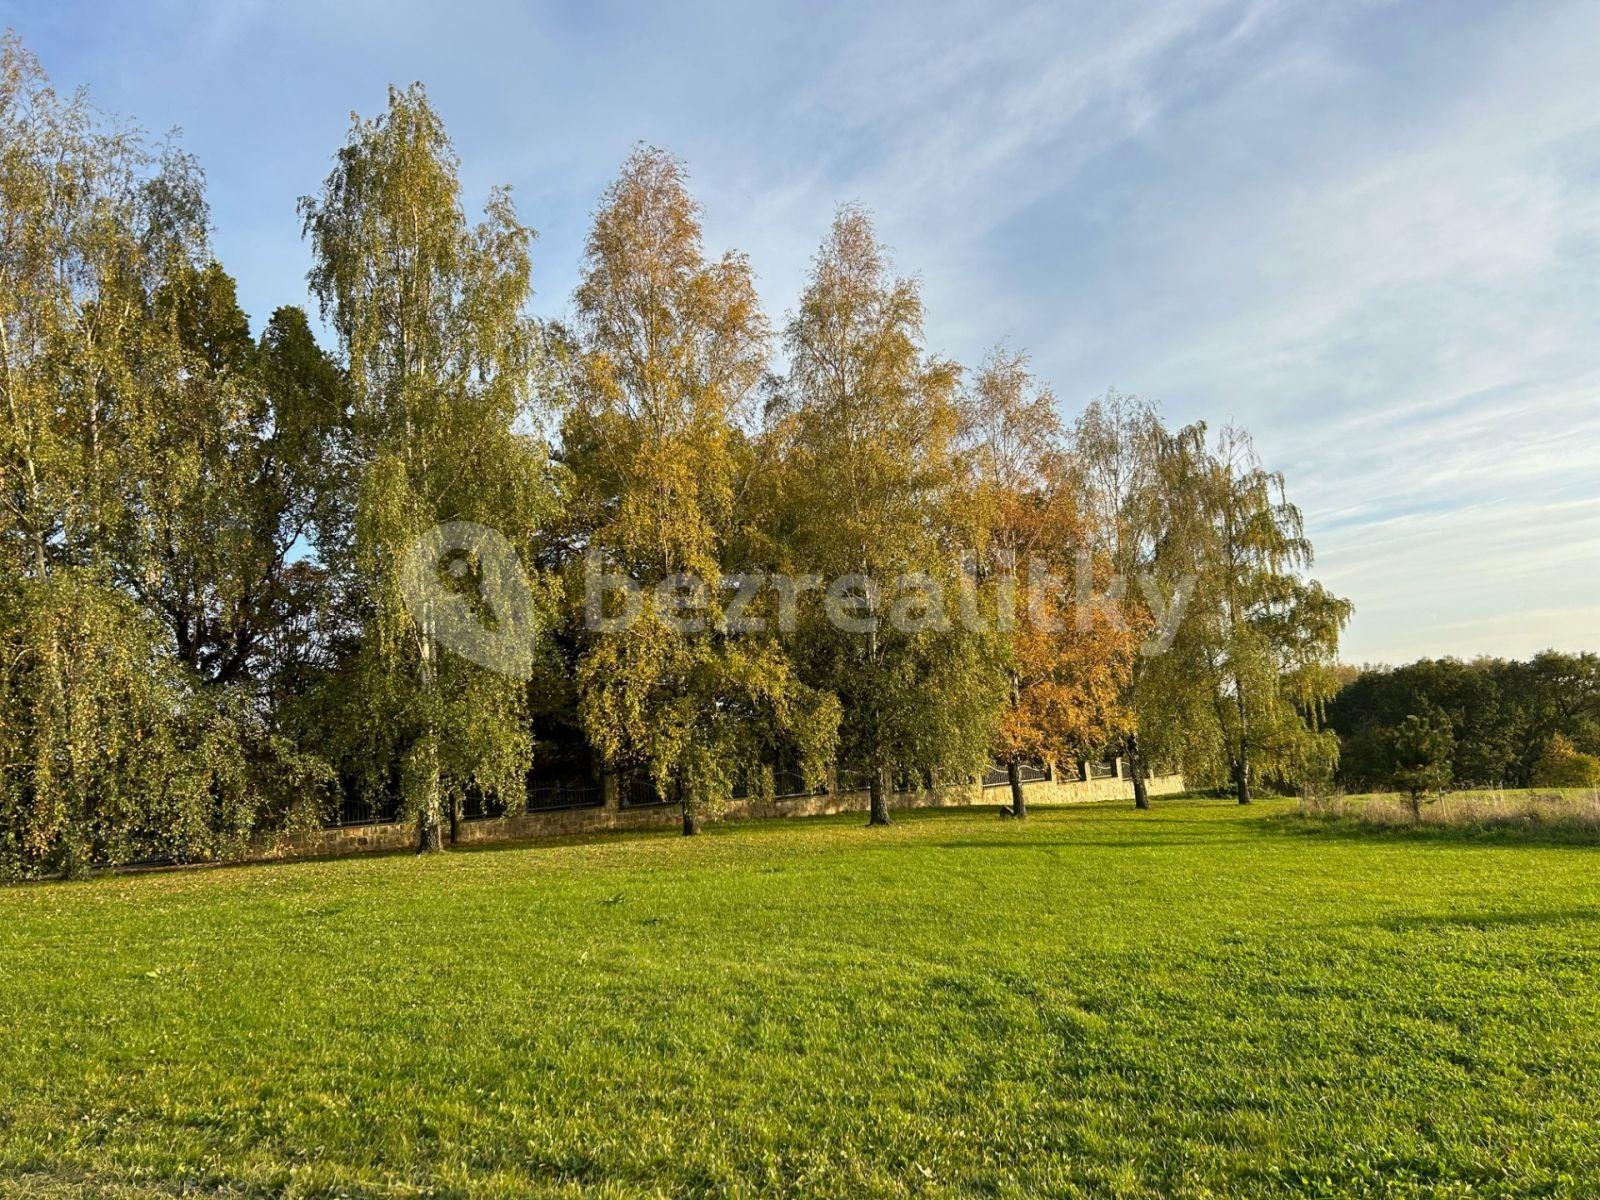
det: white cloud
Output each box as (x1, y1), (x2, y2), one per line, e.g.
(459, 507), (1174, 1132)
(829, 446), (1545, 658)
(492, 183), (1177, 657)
(14, 0), (1598, 663)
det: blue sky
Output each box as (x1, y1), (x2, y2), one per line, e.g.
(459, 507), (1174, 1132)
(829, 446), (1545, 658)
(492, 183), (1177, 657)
(9, 0), (1599, 664)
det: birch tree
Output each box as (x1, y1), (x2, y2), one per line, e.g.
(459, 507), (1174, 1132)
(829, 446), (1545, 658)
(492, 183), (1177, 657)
(0, 38), (327, 874)
(773, 208), (1003, 825)
(1070, 392), (1179, 808)
(301, 84), (553, 851)
(1155, 425), (1351, 802)
(562, 147), (836, 835)
(963, 350), (1134, 817)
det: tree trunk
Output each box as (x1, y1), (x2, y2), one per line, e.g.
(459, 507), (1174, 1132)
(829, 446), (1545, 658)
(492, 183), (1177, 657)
(417, 808), (443, 853)
(681, 801), (700, 837)
(1232, 670), (1252, 805)
(416, 622), (445, 852)
(415, 750), (445, 853)
(867, 766), (893, 826)
(1127, 735), (1150, 810)
(448, 796), (461, 846)
(1008, 757), (1027, 819)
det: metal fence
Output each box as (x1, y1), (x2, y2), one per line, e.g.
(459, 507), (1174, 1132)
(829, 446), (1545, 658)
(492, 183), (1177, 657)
(835, 767), (874, 794)
(328, 779), (603, 827)
(772, 767), (825, 800)
(332, 793), (403, 828)
(618, 773), (673, 809)
(461, 791), (502, 822)
(323, 755), (1139, 830)
(525, 781), (604, 813)
(980, 762), (1050, 789)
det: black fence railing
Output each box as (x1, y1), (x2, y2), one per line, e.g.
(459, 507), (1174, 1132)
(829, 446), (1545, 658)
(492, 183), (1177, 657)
(524, 781), (605, 813)
(835, 767), (874, 794)
(841, 769), (925, 794)
(980, 762), (1050, 789)
(833, 768), (961, 795)
(619, 773), (674, 809)
(328, 778), (604, 828)
(461, 791), (504, 822)
(332, 793), (404, 828)
(772, 767), (825, 800)
(323, 755), (1146, 831)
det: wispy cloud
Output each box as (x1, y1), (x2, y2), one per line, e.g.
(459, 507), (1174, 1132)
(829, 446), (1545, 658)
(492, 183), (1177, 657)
(7, 0), (1595, 662)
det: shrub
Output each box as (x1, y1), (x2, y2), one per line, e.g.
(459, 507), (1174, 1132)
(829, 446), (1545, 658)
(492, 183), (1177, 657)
(1532, 733), (1600, 788)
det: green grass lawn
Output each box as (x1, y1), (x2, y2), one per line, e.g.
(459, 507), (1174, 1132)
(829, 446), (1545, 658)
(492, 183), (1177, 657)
(3, 798), (1599, 1199)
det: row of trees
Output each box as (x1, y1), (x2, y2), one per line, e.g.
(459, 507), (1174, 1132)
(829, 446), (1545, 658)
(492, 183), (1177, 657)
(1328, 653), (1600, 793)
(0, 38), (1350, 875)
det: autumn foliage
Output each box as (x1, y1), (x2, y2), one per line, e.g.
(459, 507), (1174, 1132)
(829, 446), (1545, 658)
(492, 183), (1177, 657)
(0, 35), (1355, 872)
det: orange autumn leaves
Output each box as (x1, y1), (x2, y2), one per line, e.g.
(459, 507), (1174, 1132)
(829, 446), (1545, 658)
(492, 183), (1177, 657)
(962, 349), (1140, 773)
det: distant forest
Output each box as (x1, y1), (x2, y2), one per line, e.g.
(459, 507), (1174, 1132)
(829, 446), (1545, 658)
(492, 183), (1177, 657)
(1328, 653), (1600, 791)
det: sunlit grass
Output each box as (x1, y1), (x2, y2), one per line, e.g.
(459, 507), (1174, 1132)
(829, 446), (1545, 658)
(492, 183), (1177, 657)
(2, 797), (1598, 1197)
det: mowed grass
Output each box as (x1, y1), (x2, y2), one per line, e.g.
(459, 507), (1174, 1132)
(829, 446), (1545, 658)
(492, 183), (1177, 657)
(2, 799), (1599, 1199)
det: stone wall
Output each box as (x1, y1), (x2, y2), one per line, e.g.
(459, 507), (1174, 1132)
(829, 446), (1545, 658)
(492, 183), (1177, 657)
(256, 763), (1185, 863)
(1049, 765), (1188, 806)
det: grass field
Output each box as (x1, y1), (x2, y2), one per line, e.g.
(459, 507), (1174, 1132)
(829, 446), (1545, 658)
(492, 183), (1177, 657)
(3, 798), (1599, 1199)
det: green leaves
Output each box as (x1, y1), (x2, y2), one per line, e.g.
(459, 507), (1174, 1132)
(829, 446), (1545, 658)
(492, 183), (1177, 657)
(773, 209), (1001, 793)
(301, 84), (554, 846)
(1390, 710), (1456, 810)
(0, 29), (1363, 867)
(0, 40), (340, 876)
(0, 573), (325, 877)
(1143, 424), (1352, 798)
(563, 148), (836, 828)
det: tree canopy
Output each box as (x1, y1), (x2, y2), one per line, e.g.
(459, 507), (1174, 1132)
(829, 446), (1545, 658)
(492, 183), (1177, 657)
(0, 33), (1419, 874)
(1328, 653), (1600, 793)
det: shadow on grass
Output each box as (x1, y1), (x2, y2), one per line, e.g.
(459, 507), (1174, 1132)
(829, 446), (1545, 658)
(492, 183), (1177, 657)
(932, 834), (1258, 851)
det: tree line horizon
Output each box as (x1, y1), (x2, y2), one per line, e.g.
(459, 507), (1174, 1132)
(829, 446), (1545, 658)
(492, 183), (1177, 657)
(18, 33), (1564, 879)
